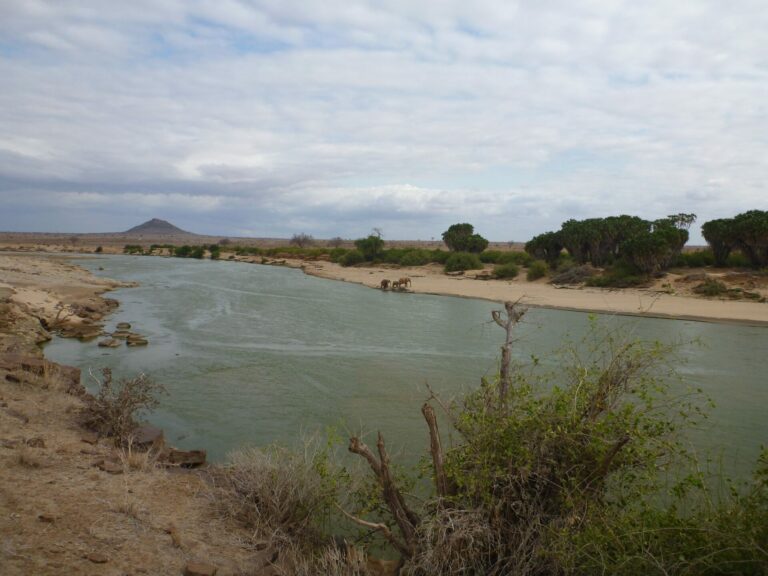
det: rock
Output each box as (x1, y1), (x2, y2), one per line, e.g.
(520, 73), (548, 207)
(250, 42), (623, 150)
(111, 330), (131, 339)
(81, 431), (99, 445)
(86, 552), (109, 564)
(132, 423), (164, 451)
(446, 270), (464, 276)
(26, 436), (45, 448)
(95, 460), (124, 475)
(38, 513), (57, 523)
(97, 338), (121, 348)
(116, 322), (132, 330)
(5, 373), (21, 383)
(126, 338), (148, 347)
(183, 562), (217, 576)
(165, 449), (206, 468)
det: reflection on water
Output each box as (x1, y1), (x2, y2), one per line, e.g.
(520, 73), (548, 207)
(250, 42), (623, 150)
(44, 255), (768, 477)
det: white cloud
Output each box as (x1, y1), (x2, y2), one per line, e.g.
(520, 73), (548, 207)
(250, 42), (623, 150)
(0, 1), (766, 239)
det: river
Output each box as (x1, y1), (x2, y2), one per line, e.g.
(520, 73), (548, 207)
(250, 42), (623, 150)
(44, 255), (768, 478)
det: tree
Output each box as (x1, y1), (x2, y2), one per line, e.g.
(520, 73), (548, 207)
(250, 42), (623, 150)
(290, 233), (315, 248)
(702, 218), (735, 266)
(354, 235), (385, 261)
(525, 231), (564, 267)
(327, 236), (344, 248)
(442, 223), (488, 253)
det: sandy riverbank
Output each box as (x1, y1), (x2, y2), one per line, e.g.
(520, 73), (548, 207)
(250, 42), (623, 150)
(292, 260), (768, 326)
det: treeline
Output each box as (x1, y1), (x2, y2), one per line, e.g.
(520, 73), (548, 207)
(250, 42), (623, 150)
(702, 210), (768, 267)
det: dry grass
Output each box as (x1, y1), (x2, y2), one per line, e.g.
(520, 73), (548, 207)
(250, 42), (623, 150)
(279, 541), (372, 576)
(118, 439), (159, 472)
(16, 446), (43, 468)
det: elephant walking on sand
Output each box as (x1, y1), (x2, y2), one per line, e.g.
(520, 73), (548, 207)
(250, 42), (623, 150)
(380, 279), (391, 290)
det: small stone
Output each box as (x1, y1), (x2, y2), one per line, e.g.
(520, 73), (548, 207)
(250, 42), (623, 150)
(96, 460), (124, 475)
(112, 330), (131, 339)
(183, 561), (217, 576)
(126, 338), (148, 347)
(86, 552), (109, 564)
(38, 513), (57, 523)
(81, 431), (99, 445)
(26, 436), (46, 448)
(98, 338), (121, 348)
(132, 424), (164, 451)
(116, 322), (131, 330)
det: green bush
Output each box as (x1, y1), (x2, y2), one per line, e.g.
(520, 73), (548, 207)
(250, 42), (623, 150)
(430, 249), (451, 264)
(190, 246), (205, 259)
(674, 250), (715, 268)
(329, 248), (348, 263)
(586, 264), (649, 288)
(123, 244), (144, 255)
(493, 263), (519, 279)
(726, 251), (751, 268)
(479, 250), (502, 263)
(339, 250), (364, 267)
(693, 278), (728, 297)
(445, 252), (484, 273)
(496, 251), (532, 266)
(526, 260), (548, 281)
(400, 249), (432, 266)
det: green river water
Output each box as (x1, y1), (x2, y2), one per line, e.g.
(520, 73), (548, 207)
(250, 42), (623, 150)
(43, 255), (767, 478)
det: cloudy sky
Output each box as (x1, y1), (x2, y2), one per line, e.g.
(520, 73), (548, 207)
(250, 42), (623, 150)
(1, 1), (765, 242)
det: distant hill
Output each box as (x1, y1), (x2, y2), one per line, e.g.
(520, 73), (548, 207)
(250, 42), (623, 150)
(124, 218), (192, 236)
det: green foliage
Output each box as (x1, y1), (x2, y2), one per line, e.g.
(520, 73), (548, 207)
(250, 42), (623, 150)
(493, 263), (519, 279)
(622, 218), (690, 274)
(208, 244), (221, 260)
(354, 235), (385, 261)
(726, 251), (751, 267)
(674, 249), (715, 268)
(442, 223), (489, 253)
(123, 244), (144, 255)
(190, 246), (205, 259)
(399, 249), (433, 266)
(693, 278), (728, 297)
(525, 231), (564, 267)
(339, 250), (365, 267)
(444, 252), (484, 272)
(586, 264), (649, 288)
(429, 249), (450, 264)
(173, 245), (192, 258)
(329, 247), (348, 263)
(526, 259), (548, 281)
(702, 210), (768, 268)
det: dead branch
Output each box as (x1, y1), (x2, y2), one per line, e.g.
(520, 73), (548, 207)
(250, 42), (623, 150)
(336, 505), (411, 558)
(491, 299), (527, 405)
(422, 403), (449, 498)
(348, 433), (420, 557)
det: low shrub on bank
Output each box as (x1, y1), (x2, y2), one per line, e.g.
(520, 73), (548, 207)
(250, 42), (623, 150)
(82, 368), (165, 446)
(493, 263), (519, 279)
(339, 250), (365, 267)
(586, 264), (649, 288)
(445, 252), (484, 273)
(526, 259), (548, 281)
(674, 249), (715, 268)
(123, 244), (144, 255)
(693, 278), (728, 297)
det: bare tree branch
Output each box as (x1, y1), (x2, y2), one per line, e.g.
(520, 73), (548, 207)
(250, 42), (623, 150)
(422, 403), (450, 498)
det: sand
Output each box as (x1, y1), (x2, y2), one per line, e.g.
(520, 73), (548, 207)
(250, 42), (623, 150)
(294, 260), (768, 326)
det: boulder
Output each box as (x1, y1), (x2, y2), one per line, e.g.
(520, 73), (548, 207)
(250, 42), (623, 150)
(132, 424), (164, 451)
(165, 449), (206, 468)
(97, 338), (121, 348)
(116, 322), (132, 330)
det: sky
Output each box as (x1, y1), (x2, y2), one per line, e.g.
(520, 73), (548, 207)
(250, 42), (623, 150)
(0, 1), (766, 242)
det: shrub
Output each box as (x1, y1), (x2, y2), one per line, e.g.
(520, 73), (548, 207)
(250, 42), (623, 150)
(496, 251), (532, 266)
(442, 223), (489, 253)
(190, 246), (205, 259)
(354, 235), (384, 261)
(95, 246), (103, 253)
(526, 260), (548, 281)
(210, 443), (338, 544)
(173, 245), (192, 258)
(726, 251), (751, 268)
(123, 244), (144, 255)
(82, 368), (165, 446)
(339, 250), (365, 267)
(693, 278), (728, 297)
(479, 250), (502, 263)
(290, 233), (315, 248)
(400, 249), (432, 266)
(674, 249), (715, 268)
(430, 249), (450, 264)
(586, 269), (649, 288)
(329, 248), (349, 263)
(493, 263), (519, 279)
(445, 252), (483, 273)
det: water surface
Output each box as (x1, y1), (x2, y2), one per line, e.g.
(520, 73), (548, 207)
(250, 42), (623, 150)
(44, 256), (768, 477)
